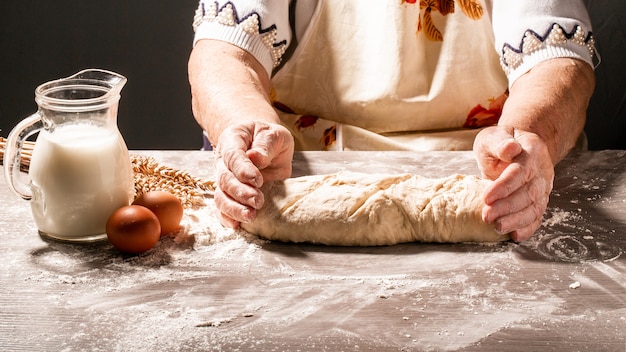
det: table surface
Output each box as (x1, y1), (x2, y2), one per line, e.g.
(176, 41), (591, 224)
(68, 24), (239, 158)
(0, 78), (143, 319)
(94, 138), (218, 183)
(1, 150), (625, 352)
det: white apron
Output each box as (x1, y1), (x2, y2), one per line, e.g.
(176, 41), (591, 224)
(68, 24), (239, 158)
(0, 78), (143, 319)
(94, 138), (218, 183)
(271, 0), (509, 151)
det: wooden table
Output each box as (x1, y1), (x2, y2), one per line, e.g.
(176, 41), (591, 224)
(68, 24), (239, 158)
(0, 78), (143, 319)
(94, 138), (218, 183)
(1, 151), (625, 351)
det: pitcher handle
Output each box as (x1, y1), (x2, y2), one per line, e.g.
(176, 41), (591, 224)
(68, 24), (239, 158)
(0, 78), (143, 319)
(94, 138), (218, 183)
(3, 112), (43, 200)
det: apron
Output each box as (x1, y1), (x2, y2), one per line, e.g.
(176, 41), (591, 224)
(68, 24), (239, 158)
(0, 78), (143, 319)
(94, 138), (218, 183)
(271, 0), (509, 151)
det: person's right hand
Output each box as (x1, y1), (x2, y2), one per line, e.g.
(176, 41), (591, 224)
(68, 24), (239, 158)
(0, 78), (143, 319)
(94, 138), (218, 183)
(213, 121), (294, 228)
(473, 126), (554, 242)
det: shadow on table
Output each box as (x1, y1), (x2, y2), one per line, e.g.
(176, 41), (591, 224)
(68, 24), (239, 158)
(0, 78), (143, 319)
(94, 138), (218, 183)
(260, 239), (515, 258)
(28, 235), (185, 275)
(516, 151), (626, 263)
(260, 232), (624, 265)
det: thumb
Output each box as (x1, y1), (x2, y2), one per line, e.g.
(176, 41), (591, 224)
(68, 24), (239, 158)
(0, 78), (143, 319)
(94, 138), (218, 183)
(475, 126), (523, 180)
(495, 136), (522, 163)
(246, 123), (290, 170)
(477, 126), (522, 162)
(247, 148), (270, 169)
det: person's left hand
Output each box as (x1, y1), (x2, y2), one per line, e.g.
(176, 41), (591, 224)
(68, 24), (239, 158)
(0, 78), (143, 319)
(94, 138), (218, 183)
(213, 121), (294, 229)
(473, 125), (554, 242)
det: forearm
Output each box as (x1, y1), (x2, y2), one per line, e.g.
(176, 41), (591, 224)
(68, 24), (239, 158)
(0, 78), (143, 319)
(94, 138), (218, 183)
(188, 39), (281, 146)
(499, 58), (595, 165)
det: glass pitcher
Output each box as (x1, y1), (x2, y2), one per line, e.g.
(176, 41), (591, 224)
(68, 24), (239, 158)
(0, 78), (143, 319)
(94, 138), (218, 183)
(3, 69), (134, 242)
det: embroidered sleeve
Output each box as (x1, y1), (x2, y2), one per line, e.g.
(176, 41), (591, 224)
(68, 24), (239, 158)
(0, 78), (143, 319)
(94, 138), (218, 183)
(492, 0), (596, 86)
(192, 1), (291, 76)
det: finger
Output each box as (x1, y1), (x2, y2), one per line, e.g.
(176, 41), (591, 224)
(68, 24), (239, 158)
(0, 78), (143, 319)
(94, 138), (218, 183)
(482, 179), (541, 223)
(218, 212), (241, 229)
(249, 149), (293, 181)
(221, 148), (263, 188)
(475, 127), (523, 179)
(216, 161), (264, 209)
(509, 224), (540, 242)
(247, 148), (269, 169)
(247, 125), (292, 163)
(244, 123), (277, 168)
(214, 186), (257, 224)
(495, 138), (523, 163)
(217, 126), (264, 188)
(246, 124), (272, 167)
(480, 127), (522, 161)
(484, 162), (528, 205)
(507, 211), (543, 242)
(490, 201), (543, 237)
(247, 125), (294, 181)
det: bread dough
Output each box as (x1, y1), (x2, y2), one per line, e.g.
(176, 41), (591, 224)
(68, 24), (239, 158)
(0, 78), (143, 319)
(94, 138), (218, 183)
(241, 172), (510, 246)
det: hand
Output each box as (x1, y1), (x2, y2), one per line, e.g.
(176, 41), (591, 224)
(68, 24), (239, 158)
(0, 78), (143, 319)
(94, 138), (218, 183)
(213, 121), (294, 228)
(473, 126), (554, 242)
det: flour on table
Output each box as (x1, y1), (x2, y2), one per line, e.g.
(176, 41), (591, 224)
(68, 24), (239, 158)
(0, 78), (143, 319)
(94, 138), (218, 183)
(170, 198), (268, 263)
(17, 190), (614, 351)
(541, 207), (583, 227)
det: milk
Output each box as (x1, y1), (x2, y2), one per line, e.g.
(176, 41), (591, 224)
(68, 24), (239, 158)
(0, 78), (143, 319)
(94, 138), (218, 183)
(28, 123), (134, 240)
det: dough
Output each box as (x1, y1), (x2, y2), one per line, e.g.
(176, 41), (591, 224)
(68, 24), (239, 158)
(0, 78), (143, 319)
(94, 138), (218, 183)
(241, 172), (510, 246)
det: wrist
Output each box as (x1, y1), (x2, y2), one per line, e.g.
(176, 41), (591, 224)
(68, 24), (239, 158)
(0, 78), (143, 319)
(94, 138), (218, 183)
(500, 58), (594, 164)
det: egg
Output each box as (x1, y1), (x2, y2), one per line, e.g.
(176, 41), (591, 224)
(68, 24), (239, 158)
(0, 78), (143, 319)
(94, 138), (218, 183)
(132, 191), (184, 235)
(106, 205), (161, 254)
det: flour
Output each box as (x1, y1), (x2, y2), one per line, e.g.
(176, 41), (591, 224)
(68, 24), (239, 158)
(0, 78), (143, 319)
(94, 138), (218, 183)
(523, 205), (624, 263)
(541, 206), (583, 227)
(12, 194), (624, 351)
(24, 198), (264, 290)
(180, 203), (267, 258)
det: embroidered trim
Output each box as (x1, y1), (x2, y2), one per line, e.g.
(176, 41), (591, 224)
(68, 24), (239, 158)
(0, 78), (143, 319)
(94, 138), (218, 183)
(501, 23), (595, 74)
(193, 1), (288, 68)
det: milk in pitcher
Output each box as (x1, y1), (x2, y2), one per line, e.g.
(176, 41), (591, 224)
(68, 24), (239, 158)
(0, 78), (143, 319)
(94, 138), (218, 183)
(28, 123), (134, 240)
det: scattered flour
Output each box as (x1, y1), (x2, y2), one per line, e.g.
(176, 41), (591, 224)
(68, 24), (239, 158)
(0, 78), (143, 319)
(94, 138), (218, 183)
(10, 195), (625, 351)
(541, 207), (583, 227)
(179, 201), (267, 254)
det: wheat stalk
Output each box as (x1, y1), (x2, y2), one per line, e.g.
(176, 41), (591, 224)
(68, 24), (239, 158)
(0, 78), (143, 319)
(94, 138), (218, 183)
(0, 137), (33, 172)
(131, 155), (215, 208)
(0, 136), (215, 208)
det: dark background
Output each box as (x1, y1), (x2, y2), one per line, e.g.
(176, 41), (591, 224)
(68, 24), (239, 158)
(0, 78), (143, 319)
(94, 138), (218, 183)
(1, 1), (624, 150)
(583, 0), (626, 150)
(0, 0), (202, 150)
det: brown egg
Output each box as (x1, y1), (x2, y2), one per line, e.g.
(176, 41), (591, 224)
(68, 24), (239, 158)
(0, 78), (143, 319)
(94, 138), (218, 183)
(132, 191), (184, 235)
(106, 205), (161, 254)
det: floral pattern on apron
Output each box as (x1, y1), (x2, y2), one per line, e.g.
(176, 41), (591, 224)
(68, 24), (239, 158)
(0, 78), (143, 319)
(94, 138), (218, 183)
(270, 0), (508, 151)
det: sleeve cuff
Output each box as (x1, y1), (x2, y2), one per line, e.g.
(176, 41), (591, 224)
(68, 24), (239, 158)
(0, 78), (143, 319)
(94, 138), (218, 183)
(194, 21), (275, 77)
(501, 24), (596, 87)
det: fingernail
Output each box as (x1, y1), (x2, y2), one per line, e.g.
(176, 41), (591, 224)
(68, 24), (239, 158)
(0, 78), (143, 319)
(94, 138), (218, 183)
(494, 220), (510, 235)
(482, 208), (494, 224)
(246, 173), (261, 188)
(254, 176), (263, 188)
(241, 207), (257, 223)
(249, 196), (262, 209)
(239, 208), (251, 223)
(253, 191), (265, 209)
